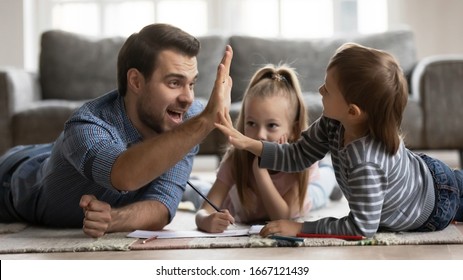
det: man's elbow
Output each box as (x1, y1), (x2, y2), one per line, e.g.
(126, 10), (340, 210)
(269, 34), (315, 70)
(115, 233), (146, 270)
(148, 215), (170, 231)
(111, 174), (143, 192)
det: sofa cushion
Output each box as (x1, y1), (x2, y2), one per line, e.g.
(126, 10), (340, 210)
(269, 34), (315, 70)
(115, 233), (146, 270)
(195, 36), (228, 100)
(229, 36), (339, 102)
(40, 30), (124, 101)
(12, 100), (86, 145)
(229, 29), (417, 103)
(40, 30), (227, 102)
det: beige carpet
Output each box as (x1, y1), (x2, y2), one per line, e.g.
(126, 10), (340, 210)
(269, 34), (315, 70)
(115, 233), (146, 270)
(0, 224), (135, 254)
(2, 199), (463, 254)
(129, 208), (463, 250)
(129, 225), (463, 250)
(2, 220), (462, 254)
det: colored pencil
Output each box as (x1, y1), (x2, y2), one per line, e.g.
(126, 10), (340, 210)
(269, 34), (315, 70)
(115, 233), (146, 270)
(269, 235), (305, 242)
(296, 233), (364, 240)
(142, 235), (158, 244)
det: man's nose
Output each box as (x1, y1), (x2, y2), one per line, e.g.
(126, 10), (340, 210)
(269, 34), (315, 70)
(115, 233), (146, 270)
(179, 86), (194, 103)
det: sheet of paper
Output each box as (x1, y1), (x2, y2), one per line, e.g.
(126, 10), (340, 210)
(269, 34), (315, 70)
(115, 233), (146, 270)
(248, 224), (265, 235)
(127, 228), (251, 239)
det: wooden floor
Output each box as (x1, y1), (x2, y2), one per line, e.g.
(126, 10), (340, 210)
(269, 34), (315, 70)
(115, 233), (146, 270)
(3, 243), (463, 260)
(1, 150), (462, 260)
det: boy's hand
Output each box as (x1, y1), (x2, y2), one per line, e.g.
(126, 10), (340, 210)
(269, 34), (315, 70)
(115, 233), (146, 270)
(260, 220), (303, 237)
(215, 112), (263, 156)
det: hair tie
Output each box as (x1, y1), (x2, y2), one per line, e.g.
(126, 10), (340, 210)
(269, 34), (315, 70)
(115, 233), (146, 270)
(271, 73), (288, 83)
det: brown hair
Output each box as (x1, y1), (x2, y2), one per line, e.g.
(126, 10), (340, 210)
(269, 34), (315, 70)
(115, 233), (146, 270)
(117, 23), (200, 96)
(327, 43), (408, 154)
(224, 64), (310, 213)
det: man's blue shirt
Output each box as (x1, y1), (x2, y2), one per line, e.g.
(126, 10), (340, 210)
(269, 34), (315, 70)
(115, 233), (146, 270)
(5, 90), (203, 227)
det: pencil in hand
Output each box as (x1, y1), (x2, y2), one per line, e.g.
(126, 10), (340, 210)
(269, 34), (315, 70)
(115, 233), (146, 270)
(187, 181), (234, 225)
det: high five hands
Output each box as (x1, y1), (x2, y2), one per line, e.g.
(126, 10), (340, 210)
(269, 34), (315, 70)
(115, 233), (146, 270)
(204, 45), (233, 128)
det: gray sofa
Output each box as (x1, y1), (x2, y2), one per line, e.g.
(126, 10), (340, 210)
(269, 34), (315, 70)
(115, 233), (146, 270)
(1, 29), (463, 162)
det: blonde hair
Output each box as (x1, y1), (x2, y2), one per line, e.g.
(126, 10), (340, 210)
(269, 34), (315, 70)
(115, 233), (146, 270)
(223, 64), (309, 213)
(327, 43), (408, 155)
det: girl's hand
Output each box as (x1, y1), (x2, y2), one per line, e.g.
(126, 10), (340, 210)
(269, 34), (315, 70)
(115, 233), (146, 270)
(196, 209), (235, 233)
(277, 134), (288, 144)
(259, 220), (303, 237)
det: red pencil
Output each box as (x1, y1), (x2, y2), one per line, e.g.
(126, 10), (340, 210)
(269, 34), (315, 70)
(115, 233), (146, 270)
(142, 235), (158, 244)
(296, 233), (365, 240)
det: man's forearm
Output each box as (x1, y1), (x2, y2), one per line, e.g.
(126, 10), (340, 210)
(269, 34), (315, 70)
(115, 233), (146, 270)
(112, 114), (211, 191)
(108, 200), (170, 232)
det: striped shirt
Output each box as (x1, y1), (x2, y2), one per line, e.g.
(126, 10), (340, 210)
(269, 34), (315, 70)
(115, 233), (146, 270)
(260, 116), (435, 238)
(8, 90), (202, 227)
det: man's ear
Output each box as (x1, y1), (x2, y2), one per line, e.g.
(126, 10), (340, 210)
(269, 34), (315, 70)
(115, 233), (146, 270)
(127, 68), (143, 93)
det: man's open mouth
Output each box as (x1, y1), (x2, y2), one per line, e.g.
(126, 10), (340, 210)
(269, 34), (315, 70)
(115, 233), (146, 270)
(167, 109), (183, 124)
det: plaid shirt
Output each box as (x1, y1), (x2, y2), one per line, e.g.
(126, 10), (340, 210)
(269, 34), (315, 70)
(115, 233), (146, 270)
(6, 90), (202, 227)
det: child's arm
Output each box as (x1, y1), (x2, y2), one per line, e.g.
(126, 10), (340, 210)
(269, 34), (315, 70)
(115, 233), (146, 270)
(252, 157), (300, 220)
(195, 179), (235, 233)
(259, 220), (303, 237)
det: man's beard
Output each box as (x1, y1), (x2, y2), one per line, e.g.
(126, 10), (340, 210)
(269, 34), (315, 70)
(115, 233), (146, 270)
(137, 101), (165, 134)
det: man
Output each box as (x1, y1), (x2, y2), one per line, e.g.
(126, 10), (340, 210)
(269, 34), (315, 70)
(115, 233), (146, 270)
(0, 23), (233, 238)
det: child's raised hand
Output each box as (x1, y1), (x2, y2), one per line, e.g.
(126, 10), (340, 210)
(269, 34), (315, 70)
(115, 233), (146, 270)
(259, 220), (303, 237)
(215, 113), (263, 156)
(215, 111), (246, 147)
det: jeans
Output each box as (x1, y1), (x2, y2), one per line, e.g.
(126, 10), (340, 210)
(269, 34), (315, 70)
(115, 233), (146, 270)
(309, 161), (338, 210)
(182, 177), (213, 210)
(0, 144), (53, 222)
(414, 154), (463, 232)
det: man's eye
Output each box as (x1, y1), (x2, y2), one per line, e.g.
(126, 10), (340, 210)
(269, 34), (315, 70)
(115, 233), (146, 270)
(168, 80), (180, 88)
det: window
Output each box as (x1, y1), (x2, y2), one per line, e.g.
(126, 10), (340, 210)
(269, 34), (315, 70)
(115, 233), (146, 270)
(28, 0), (387, 69)
(44, 0), (208, 38)
(42, 0), (388, 38)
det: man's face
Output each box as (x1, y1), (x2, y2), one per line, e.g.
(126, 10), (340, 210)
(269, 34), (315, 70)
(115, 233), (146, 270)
(137, 50), (198, 135)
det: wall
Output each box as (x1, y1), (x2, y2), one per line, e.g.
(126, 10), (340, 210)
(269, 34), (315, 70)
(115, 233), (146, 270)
(388, 0), (463, 58)
(0, 0), (25, 68)
(1, 0), (463, 69)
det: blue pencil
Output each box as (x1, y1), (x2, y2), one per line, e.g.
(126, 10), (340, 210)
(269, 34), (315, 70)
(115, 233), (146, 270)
(269, 235), (305, 242)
